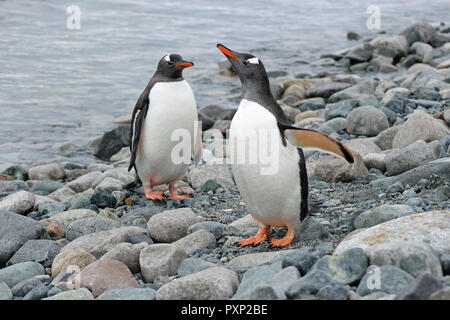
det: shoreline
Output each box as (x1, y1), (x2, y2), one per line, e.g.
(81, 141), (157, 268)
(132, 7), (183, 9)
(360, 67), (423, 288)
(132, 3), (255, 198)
(0, 21), (449, 301)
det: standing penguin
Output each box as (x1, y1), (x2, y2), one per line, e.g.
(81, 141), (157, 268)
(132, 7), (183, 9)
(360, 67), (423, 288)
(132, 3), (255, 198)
(128, 54), (202, 201)
(216, 44), (354, 247)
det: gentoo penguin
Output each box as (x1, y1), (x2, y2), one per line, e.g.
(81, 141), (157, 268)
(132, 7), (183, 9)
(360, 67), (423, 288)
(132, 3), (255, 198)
(128, 53), (202, 201)
(216, 44), (354, 247)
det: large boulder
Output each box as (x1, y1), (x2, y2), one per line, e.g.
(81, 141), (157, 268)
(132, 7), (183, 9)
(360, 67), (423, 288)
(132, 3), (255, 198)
(346, 106), (389, 137)
(94, 126), (130, 161)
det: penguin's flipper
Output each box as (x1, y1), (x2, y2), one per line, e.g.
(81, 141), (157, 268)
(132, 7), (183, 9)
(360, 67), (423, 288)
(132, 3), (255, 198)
(281, 125), (354, 163)
(192, 121), (203, 164)
(128, 92), (150, 172)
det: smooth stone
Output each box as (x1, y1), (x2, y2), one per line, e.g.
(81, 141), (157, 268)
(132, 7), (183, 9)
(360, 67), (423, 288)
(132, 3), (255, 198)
(101, 242), (148, 274)
(29, 180), (63, 196)
(66, 171), (102, 193)
(94, 126), (130, 161)
(0, 180), (29, 193)
(328, 80), (379, 106)
(22, 281), (48, 300)
(311, 248), (368, 284)
(335, 210), (450, 256)
(147, 208), (200, 243)
(65, 217), (118, 241)
(354, 204), (414, 229)
(0, 191), (35, 214)
(41, 209), (97, 229)
(312, 153), (368, 183)
(68, 194), (93, 210)
(37, 202), (69, 216)
(120, 206), (163, 228)
(0, 261), (45, 288)
(285, 270), (337, 298)
(28, 163), (66, 181)
(177, 258), (218, 277)
(172, 229), (216, 256)
(356, 265), (414, 296)
(317, 284), (350, 300)
(187, 221), (230, 239)
(346, 106), (389, 137)
(226, 250), (296, 268)
(0, 210), (49, 267)
(370, 35), (409, 56)
(97, 287), (157, 300)
(187, 164), (234, 189)
(429, 287), (450, 300)
(281, 247), (320, 275)
(296, 217), (330, 241)
(325, 99), (359, 121)
(61, 226), (146, 258)
(306, 82), (352, 99)
(2, 165), (27, 181)
(139, 244), (188, 283)
(43, 288), (94, 300)
(51, 248), (96, 278)
(373, 126), (401, 150)
(47, 186), (76, 202)
(198, 104), (237, 121)
(363, 153), (387, 172)
(78, 258), (138, 297)
(90, 190), (117, 209)
(6, 239), (63, 268)
(233, 261), (282, 298)
(269, 266), (301, 299)
(156, 267), (239, 300)
(369, 241), (443, 277)
(346, 139), (382, 157)
(0, 281), (12, 300)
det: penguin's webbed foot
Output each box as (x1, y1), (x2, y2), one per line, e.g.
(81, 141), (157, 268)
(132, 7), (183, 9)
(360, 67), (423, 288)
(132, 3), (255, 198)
(270, 230), (295, 247)
(169, 184), (190, 200)
(144, 186), (164, 201)
(237, 226), (270, 247)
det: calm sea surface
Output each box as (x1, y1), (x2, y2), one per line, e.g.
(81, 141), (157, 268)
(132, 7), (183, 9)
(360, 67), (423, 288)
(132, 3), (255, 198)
(0, 0), (449, 164)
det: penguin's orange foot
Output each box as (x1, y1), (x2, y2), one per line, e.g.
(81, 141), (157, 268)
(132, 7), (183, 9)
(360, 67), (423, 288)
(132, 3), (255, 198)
(144, 187), (164, 201)
(169, 185), (190, 200)
(270, 231), (295, 247)
(237, 226), (270, 247)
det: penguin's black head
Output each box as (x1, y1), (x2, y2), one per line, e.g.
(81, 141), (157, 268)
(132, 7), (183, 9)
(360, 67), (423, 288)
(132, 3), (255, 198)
(156, 53), (194, 80)
(216, 44), (269, 89)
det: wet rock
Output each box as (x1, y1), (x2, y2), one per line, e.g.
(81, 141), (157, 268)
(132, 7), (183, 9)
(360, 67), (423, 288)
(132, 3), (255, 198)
(306, 82), (352, 99)
(354, 204), (414, 229)
(61, 226), (146, 258)
(346, 106), (389, 137)
(28, 163), (66, 181)
(401, 22), (440, 46)
(0, 191), (35, 214)
(356, 265), (414, 296)
(344, 45), (373, 63)
(65, 217), (118, 241)
(393, 111), (450, 149)
(7, 239), (63, 268)
(0, 210), (49, 266)
(139, 244), (188, 283)
(188, 164), (234, 189)
(335, 210), (450, 256)
(51, 248), (96, 278)
(156, 267), (239, 300)
(78, 258), (138, 297)
(286, 270), (336, 298)
(97, 287), (157, 300)
(94, 126), (130, 161)
(101, 242), (148, 273)
(147, 208), (200, 243)
(0, 261), (45, 288)
(369, 242), (443, 277)
(385, 140), (445, 176)
(173, 229), (216, 256)
(43, 288), (94, 300)
(370, 35), (409, 57)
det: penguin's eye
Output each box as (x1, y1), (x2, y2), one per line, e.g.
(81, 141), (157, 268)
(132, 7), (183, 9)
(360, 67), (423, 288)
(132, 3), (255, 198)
(242, 60), (248, 66)
(167, 61), (174, 66)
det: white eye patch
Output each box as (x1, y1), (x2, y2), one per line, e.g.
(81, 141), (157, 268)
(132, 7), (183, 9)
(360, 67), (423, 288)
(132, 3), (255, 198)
(247, 57), (259, 64)
(164, 55), (171, 62)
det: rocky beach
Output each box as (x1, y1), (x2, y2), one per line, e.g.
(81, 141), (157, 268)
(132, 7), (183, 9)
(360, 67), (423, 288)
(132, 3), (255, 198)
(1, 21), (450, 301)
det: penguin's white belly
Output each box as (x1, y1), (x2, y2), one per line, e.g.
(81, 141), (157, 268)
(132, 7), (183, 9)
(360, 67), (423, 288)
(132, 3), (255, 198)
(136, 80), (197, 186)
(230, 99), (301, 228)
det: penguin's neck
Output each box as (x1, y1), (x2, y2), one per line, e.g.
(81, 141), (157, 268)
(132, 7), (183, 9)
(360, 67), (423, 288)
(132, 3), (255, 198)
(241, 76), (276, 110)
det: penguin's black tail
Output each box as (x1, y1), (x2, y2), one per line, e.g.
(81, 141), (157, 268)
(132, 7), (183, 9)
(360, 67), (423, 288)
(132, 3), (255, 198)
(125, 177), (142, 191)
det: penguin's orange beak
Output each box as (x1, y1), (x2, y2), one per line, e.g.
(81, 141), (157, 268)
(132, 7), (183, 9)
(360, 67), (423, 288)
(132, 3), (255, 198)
(175, 61), (194, 68)
(216, 44), (239, 63)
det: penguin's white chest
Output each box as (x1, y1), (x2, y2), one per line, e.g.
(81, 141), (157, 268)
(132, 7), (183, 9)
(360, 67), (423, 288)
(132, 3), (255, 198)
(230, 99), (302, 228)
(136, 80), (197, 186)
